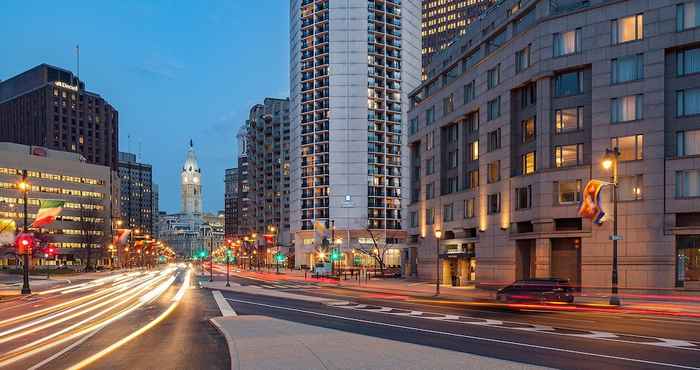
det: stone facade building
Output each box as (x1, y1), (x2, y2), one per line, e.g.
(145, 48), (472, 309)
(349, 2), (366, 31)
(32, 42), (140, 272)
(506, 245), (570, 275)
(407, 0), (700, 290)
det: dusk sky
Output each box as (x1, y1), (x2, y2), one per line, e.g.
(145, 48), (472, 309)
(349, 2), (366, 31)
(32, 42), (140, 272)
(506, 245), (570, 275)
(0, 1), (289, 214)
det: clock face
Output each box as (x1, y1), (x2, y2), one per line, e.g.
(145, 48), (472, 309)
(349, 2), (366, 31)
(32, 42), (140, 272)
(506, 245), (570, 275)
(193, 177), (199, 184)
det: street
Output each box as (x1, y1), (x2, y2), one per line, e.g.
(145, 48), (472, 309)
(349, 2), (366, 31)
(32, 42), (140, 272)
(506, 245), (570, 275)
(208, 266), (700, 370)
(0, 266), (229, 370)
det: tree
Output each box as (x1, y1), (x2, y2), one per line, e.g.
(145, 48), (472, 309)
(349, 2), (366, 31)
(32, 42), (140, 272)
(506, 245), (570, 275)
(80, 198), (107, 272)
(354, 227), (390, 276)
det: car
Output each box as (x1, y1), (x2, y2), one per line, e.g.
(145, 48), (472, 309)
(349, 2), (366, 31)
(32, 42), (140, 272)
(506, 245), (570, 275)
(496, 278), (575, 304)
(312, 262), (332, 276)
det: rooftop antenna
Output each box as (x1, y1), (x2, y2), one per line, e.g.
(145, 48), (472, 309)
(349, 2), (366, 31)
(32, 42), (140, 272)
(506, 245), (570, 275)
(76, 44), (80, 83)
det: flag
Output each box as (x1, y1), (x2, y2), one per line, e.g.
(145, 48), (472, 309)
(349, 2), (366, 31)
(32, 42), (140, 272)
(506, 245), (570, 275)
(31, 199), (65, 228)
(113, 229), (131, 246)
(0, 219), (16, 245)
(578, 180), (606, 225)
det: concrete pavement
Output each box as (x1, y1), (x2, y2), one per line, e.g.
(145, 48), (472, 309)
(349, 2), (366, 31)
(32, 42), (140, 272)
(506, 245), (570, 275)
(211, 314), (551, 370)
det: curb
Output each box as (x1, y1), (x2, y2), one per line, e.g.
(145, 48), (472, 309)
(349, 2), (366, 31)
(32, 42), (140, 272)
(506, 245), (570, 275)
(208, 317), (238, 370)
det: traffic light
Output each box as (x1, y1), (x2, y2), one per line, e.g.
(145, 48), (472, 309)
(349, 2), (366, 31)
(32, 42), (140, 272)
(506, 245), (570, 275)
(15, 233), (34, 255)
(274, 252), (285, 262)
(330, 249), (341, 261)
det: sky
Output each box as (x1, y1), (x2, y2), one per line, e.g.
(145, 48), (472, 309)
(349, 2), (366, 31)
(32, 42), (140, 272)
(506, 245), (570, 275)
(0, 1), (290, 214)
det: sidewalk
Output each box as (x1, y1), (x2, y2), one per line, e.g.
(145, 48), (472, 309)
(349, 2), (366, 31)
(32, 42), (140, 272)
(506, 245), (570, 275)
(228, 268), (700, 317)
(210, 314), (551, 370)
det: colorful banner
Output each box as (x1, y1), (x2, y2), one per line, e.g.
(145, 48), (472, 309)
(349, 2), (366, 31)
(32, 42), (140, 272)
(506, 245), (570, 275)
(31, 199), (65, 228)
(0, 219), (16, 245)
(579, 180), (606, 225)
(113, 228), (131, 246)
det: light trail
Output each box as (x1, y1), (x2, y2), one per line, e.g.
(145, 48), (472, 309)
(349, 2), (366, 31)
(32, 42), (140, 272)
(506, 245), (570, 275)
(0, 268), (180, 368)
(65, 268), (191, 370)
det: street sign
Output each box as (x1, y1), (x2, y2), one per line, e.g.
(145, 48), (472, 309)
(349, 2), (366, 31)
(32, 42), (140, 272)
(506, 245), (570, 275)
(610, 235), (623, 241)
(342, 194), (354, 208)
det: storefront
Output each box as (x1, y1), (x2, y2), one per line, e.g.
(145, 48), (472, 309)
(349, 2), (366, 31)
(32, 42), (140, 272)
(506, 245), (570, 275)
(440, 242), (476, 286)
(677, 235), (700, 288)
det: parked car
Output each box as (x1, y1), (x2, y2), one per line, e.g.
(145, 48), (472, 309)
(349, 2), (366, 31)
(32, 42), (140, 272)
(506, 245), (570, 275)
(496, 278), (575, 304)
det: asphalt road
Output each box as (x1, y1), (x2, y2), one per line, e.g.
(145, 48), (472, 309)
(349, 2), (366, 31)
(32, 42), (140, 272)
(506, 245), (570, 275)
(0, 267), (229, 370)
(218, 273), (700, 370)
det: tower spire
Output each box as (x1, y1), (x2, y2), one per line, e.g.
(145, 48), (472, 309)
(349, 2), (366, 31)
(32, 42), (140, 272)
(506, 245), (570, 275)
(189, 139), (193, 148)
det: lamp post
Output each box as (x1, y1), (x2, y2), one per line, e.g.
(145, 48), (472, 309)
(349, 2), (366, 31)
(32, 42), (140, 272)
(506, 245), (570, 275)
(602, 148), (622, 306)
(19, 170), (31, 295)
(225, 239), (232, 287)
(434, 228), (442, 296)
(209, 239), (214, 282)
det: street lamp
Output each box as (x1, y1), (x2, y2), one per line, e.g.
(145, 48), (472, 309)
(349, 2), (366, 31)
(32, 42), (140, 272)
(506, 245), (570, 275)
(18, 170), (31, 295)
(225, 240), (232, 287)
(434, 228), (442, 296)
(602, 147), (621, 306)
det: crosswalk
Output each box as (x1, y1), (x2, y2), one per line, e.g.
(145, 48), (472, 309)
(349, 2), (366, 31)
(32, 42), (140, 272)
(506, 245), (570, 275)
(253, 281), (320, 290)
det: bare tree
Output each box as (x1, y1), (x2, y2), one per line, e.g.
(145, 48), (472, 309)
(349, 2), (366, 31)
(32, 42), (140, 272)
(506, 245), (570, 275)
(354, 227), (391, 276)
(80, 198), (106, 272)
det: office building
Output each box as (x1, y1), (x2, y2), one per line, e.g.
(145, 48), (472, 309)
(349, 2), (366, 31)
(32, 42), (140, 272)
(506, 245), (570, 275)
(290, 0), (421, 267)
(0, 142), (114, 267)
(224, 167), (239, 238)
(407, 0), (700, 290)
(118, 152), (153, 235)
(0, 64), (119, 170)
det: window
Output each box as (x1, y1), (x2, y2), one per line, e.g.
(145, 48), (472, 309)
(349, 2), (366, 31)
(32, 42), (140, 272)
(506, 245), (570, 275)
(611, 95), (643, 123)
(464, 198), (475, 218)
(612, 54), (644, 83)
(677, 236), (700, 287)
(678, 47), (700, 76)
(612, 135), (643, 161)
(553, 28), (581, 56)
(426, 106), (435, 125)
(520, 83), (536, 108)
(554, 71), (583, 96)
(426, 131), (435, 150)
(487, 97), (501, 121)
(677, 88), (700, 116)
(515, 185), (532, 210)
(612, 14), (643, 44)
(521, 152), (536, 175)
(677, 1), (700, 31)
(618, 175), (643, 201)
(487, 128), (501, 152)
(676, 170), (700, 197)
(466, 111), (478, 132)
(487, 193), (501, 214)
(446, 177), (458, 194)
(426, 182), (434, 199)
(557, 180), (582, 204)
(446, 124), (458, 143)
(443, 203), (454, 222)
(448, 150), (458, 169)
(676, 129), (700, 156)
(521, 117), (535, 143)
(469, 141), (479, 161)
(487, 64), (500, 89)
(516, 45), (531, 73)
(466, 169), (479, 189)
(426, 208), (435, 225)
(464, 81), (476, 104)
(487, 160), (501, 183)
(426, 157), (435, 174)
(443, 94), (454, 115)
(410, 211), (418, 227)
(409, 117), (418, 135)
(555, 107), (583, 133)
(554, 144), (583, 168)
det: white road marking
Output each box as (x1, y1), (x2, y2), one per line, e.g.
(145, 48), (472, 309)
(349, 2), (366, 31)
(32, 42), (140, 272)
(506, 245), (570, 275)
(225, 297), (700, 370)
(212, 290), (237, 317)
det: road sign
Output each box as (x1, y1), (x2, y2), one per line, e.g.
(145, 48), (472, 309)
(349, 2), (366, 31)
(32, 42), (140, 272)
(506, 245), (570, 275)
(610, 235), (623, 241)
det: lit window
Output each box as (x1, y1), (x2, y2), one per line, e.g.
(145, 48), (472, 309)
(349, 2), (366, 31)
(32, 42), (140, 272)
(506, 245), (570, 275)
(612, 135), (643, 161)
(522, 152), (536, 175)
(553, 28), (581, 56)
(521, 117), (535, 143)
(555, 107), (583, 133)
(612, 14), (643, 44)
(618, 175), (643, 201)
(470, 141), (479, 161)
(487, 160), (501, 183)
(554, 144), (583, 168)
(557, 180), (582, 204)
(464, 198), (475, 219)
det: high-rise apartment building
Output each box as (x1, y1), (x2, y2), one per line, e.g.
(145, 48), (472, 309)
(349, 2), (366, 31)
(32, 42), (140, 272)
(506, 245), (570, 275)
(246, 98), (292, 246)
(407, 0), (700, 291)
(290, 0), (421, 267)
(0, 64), (119, 170)
(233, 126), (251, 237)
(118, 152), (153, 235)
(224, 167), (239, 238)
(421, 0), (494, 80)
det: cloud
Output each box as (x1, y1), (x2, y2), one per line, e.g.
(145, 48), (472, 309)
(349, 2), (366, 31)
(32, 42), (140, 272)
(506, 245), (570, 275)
(134, 53), (185, 80)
